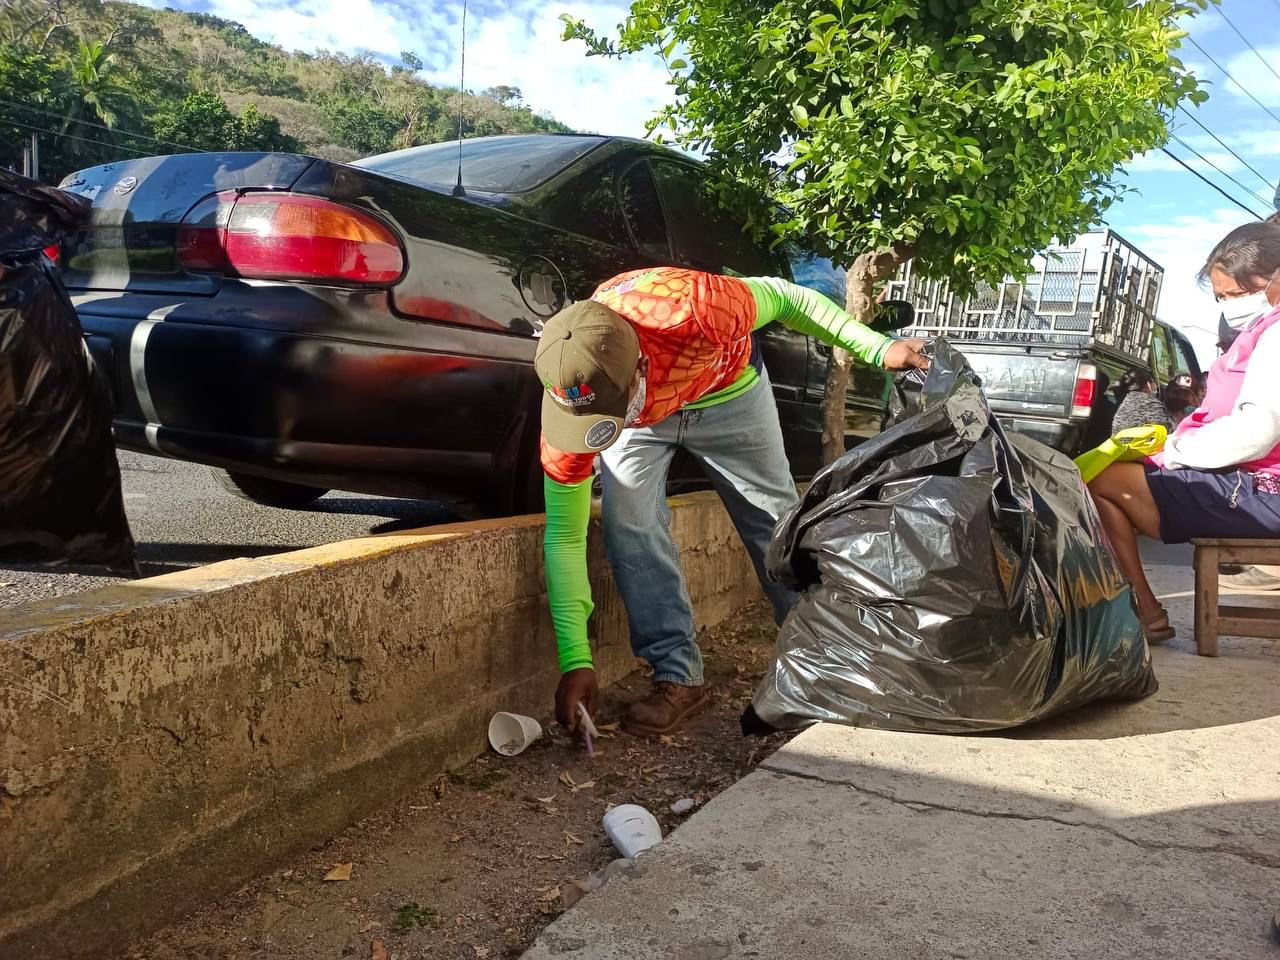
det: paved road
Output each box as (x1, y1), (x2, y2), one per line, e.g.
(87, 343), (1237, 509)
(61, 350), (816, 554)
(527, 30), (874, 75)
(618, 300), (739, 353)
(0, 451), (463, 609)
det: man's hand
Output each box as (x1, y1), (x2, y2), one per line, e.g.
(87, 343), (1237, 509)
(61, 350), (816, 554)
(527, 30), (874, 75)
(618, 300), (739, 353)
(882, 338), (930, 371)
(556, 667), (598, 733)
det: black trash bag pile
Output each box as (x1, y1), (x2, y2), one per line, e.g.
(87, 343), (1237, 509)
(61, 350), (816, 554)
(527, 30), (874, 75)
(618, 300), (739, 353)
(745, 339), (1155, 735)
(0, 169), (136, 567)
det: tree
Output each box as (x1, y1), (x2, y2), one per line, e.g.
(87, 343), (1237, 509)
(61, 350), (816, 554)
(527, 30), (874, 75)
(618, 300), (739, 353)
(483, 84), (523, 107)
(154, 91), (300, 153)
(565, 0), (1207, 462)
(64, 39), (134, 128)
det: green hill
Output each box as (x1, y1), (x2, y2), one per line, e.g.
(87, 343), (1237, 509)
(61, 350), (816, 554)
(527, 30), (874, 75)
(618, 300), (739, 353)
(0, 0), (574, 183)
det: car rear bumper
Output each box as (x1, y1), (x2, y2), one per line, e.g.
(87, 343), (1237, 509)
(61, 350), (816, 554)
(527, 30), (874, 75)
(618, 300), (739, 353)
(74, 289), (542, 501)
(994, 416), (1084, 456)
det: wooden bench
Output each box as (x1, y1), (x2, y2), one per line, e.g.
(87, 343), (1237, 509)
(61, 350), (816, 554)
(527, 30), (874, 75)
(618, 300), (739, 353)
(1192, 539), (1280, 656)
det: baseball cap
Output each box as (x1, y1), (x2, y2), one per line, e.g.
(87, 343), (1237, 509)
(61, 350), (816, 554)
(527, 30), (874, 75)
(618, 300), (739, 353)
(535, 300), (641, 454)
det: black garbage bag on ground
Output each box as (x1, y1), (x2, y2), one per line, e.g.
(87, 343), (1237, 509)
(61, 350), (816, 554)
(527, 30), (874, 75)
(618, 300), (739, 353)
(0, 169), (136, 567)
(745, 339), (1155, 735)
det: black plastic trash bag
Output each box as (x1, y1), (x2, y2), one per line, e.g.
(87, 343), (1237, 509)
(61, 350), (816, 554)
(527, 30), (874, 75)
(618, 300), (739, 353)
(0, 169), (136, 567)
(745, 339), (1155, 735)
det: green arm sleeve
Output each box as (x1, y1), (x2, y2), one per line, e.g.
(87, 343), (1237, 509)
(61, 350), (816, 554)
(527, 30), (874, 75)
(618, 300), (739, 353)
(743, 276), (892, 366)
(543, 475), (595, 673)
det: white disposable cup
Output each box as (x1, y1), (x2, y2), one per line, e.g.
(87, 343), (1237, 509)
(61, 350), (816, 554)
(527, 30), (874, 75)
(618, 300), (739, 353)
(488, 712), (542, 756)
(603, 804), (663, 858)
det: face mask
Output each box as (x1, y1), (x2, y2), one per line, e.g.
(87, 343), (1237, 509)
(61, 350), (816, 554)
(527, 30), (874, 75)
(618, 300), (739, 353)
(1220, 276), (1278, 332)
(624, 372), (647, 426)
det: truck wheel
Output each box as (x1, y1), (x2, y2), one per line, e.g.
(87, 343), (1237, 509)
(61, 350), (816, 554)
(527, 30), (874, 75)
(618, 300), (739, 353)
(209, 468), (329, 509)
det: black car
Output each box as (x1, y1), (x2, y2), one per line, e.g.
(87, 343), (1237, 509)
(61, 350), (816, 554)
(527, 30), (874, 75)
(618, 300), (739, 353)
(58, 135), (903, 513)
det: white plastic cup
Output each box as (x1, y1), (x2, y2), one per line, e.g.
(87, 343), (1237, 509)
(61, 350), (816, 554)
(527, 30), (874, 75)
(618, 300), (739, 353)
(603, 804), (663, 858)
(488, 712), (542, 756)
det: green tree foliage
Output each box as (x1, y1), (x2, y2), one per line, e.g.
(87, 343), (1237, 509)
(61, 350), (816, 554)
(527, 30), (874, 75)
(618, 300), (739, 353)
(565, 0), (1209, 461)
(0, 0), (573, 183)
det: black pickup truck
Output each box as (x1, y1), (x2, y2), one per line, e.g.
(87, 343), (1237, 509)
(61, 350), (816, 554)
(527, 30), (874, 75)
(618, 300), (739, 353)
(890, 230), (1201, 456)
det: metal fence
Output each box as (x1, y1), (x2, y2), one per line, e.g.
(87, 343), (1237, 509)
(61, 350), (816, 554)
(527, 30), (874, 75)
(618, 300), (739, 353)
(886, 230), (1162, 361)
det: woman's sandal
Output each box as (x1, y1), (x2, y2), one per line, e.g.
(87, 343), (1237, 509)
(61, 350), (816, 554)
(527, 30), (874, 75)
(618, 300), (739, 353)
(1141, 609), (1176, 644)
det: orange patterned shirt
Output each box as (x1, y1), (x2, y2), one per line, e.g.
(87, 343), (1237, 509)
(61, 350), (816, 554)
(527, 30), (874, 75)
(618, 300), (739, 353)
(540, 267), (758, 484)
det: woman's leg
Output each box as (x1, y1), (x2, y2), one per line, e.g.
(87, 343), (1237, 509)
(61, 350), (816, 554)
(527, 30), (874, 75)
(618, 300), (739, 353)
(1087, 463), (1165, 620)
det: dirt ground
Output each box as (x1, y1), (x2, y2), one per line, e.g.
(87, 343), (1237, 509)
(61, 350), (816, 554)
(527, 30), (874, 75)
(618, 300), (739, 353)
(120, 602), (792, 960)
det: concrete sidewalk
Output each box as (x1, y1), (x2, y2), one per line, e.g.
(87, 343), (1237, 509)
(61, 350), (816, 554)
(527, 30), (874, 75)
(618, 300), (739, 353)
(525, 545), (1280, 960)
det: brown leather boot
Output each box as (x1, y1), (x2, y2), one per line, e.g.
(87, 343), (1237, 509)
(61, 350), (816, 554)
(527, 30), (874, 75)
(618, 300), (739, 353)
(623, 682), (712, 738)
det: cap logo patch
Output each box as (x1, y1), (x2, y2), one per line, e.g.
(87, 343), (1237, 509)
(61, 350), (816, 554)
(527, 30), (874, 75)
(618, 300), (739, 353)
(548, 382), (595, 408)
(584, 420), (619, 450)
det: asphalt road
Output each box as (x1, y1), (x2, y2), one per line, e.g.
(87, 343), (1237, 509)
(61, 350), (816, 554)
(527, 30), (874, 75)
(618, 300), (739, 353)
(0, 451), (463, 609)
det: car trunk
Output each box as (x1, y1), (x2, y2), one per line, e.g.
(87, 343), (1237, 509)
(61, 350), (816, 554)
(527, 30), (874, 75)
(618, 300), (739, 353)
(57, 152), (319, 295)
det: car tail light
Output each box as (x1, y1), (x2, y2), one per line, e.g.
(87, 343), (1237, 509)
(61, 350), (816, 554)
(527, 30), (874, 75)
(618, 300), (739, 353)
(179, 191), (404, 286)
(42, 244), (59, 264)
(1071, 363), (1097, 419)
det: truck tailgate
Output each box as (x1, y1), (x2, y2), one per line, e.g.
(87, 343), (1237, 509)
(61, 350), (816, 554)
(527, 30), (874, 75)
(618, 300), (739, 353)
(947, 344), (1081, 419)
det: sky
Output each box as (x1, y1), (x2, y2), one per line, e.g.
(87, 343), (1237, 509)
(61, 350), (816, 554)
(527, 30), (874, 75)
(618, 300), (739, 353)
(138, 0), (1280, 364)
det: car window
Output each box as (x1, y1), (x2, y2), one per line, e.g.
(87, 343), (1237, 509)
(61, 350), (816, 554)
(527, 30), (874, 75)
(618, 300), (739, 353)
(783, 242), (846, 302)
(354, 135), (605, 193)
(648, 159), (777, 276)
(618, 161), (672, 261)
(540, 160), (631, 248)
(1171, 331), (1198, 377)
(1150, 325), (1174, 384)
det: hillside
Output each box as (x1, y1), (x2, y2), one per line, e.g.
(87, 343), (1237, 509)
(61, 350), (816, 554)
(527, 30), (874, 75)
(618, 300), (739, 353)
(0, 0), (573, 183)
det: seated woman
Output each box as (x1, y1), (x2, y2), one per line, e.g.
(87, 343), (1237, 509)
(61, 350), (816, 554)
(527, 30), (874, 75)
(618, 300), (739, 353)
(1111, 367), (1173, 432)
(1088, 222), (1280, 642)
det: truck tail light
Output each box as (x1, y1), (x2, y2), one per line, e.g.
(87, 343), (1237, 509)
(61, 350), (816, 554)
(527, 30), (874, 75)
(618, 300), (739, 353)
(178, 192), (404, 286)
(1071, 363), (1097, 419)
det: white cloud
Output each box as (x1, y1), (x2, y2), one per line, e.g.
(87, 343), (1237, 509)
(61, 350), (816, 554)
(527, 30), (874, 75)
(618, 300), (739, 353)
(1222, 44), (1280, 108)
(1124, 208), (1252, 365)
(143, 0), (673, 139)
(421, 1), (672, 138)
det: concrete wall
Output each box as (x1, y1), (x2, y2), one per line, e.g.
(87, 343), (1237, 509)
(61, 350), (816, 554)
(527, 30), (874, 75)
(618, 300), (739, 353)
(0, 491), (762, 958)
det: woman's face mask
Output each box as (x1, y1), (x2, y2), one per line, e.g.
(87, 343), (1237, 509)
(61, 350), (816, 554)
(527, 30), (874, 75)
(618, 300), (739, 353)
(1220, 275), (1279, 332)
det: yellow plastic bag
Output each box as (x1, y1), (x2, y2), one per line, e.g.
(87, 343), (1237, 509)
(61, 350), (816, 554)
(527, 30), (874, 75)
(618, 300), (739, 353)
(1074, 424), (1168, 484)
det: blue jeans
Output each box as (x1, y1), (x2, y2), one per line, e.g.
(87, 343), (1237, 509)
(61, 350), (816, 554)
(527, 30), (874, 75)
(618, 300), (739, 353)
(599, 372), (800, 686)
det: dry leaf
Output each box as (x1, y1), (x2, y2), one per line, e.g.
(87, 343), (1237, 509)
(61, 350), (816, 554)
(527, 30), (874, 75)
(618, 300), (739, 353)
(659, 736), (677, 745)
(474, 947), (491, 959)
(558, 771), (577, 788)
(371, 938), (388, 960)
(323, 863), (353, 882)
(564, 831), (584, 845)
(570, 780), (595, 793)
(450, 834), (463, 843)
(434, 777), (449, 800)
(598, 722), (620, 732)
(536, 795), (556, 804)
(534, 854), (565, 862)
(281, 870), (294, 879)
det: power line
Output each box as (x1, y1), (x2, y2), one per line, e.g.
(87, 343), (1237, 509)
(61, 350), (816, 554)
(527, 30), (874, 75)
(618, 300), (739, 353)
(0, 116), (156, 160)
(1187, 36), (1280, 129)
(1159, 146), (1264, 220)
(1170, 132), (1275, 209)
(0, 95), (203, 154)
(1176, 105), (1277, 194)
(1214, 5), (1280, 86)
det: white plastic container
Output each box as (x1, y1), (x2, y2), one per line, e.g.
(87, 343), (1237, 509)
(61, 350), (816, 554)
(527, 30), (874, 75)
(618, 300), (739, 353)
(487, 712), (542, 756)
(602, 804), (663, 858)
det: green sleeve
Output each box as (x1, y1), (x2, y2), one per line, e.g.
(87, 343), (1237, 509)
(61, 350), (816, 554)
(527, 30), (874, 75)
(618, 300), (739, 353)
(743, 276), (892, 366)
(543, 475), (595, 673)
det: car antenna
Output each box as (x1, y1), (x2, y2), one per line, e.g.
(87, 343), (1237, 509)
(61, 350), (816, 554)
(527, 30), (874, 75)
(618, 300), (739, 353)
(451, 0), (467, 198)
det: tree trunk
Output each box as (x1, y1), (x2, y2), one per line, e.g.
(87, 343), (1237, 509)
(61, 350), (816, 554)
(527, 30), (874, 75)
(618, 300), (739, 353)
(820, 244), (912, 465)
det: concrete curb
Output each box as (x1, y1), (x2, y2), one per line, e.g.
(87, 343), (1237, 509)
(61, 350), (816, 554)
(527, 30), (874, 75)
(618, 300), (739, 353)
(0, 491), (763, 957)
